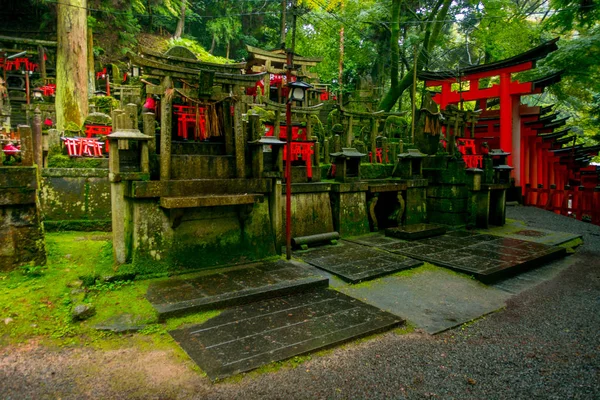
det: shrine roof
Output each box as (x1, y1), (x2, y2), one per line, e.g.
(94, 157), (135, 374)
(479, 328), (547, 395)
(533, 116), (569, 130)
(245, 45), (323, 67)
(555, 136), (577, 145)
(538, 128), (571, 140)
(531, 71), (563, 91)
(524, 113), (558, 125)
(138, 47), (246, 72)
(418, 38), (559, 82)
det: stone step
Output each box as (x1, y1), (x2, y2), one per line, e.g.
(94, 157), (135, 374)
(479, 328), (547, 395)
(350, 230), (568, 283)
(146, 260), (329, 321)
(169, 288), (403, 380)
(297, 240), (422, 283)
(159, 193), (263, 209)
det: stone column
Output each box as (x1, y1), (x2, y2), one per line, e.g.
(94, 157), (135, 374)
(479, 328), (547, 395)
(18, 125), (34, 166)
(32, 107), (43, 167)
(233, 96), (245, 178)
(370, 117), (377, 164)
(249, 113), (263, 178)
(125, 103), (138, 130)
(160, 76), (173, 181)
(269, 179), (283, 254)
(142, 112), (156, 154)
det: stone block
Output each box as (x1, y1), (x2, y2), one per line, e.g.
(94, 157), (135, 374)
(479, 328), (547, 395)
(331, 191), (370, 237)
(428, 211), (467, 226)
(427, 197), (468, 213)
(405, 188), (427, 225)
(427, 185), (468, 199)
(287, 191), (335, 238)
(0, 189), (36, 206)
(0, 167), (37, 189)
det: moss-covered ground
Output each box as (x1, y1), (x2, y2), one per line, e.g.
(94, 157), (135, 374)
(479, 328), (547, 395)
(0, 232), (218, 361)
(1, 232), (421, 381)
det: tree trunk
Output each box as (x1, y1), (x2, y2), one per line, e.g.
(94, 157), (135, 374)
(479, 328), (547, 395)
(87, 26), (96, 97)
(173, 3), (186, 39)
(379, 0), (452, 111)
(226, 40), (230, 59)
(56, 0), (88, 130)
(280, 0), (287, 48)
(209, 33), (216, 54)
(338, 0), (345, 105)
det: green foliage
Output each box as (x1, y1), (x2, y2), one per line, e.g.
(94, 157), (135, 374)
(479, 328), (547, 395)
(47, 154), (106, 169)
(168, 38), (231, 64)
(20, 264), (46, 278)
(91, 96), (119, 114)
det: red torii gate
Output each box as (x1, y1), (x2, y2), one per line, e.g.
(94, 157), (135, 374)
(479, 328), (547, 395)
(419, 38), (560, 188)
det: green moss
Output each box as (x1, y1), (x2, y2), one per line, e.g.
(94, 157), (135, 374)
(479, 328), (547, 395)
(394, 321), (417, 335)
(559, 237), (584, 253)
(44, 220), (112, 232)
(168, 38), (232, 64)
(90, 96), (119, 114)
(47, 154), (106, 169)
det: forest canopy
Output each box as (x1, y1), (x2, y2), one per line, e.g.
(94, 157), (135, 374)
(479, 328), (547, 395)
(0, 0), (598, 140)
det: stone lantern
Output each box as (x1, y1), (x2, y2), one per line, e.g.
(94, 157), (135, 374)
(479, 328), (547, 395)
(107, 129), (153, 179)
(396, 148), (427, 179)
(330, 148), (366, 182)
(489, 149), (513, 184)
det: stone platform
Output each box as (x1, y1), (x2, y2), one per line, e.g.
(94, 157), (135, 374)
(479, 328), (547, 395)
(348, 231), (567, 282)
(296, 241), (422, 283)
(146, 260), (328, 320)
(169, 288), (403, 380)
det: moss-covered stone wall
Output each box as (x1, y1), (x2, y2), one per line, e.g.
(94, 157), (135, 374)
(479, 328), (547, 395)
(40, 168), (111, 231)
(0, 167), (46, 271)
(129, 200), (276, 275)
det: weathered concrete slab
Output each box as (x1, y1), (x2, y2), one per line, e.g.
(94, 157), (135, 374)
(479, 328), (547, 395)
(477, 219), (582, 247)
(340, 265), (510, 334)
(146, 260), (328, 320)
(169, 288), (403, 380)
(297, 241), (422, 283)
(351, 231), (567, 283)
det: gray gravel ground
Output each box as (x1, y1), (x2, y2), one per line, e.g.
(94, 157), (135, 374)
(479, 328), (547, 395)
(1, 206), (599, 399)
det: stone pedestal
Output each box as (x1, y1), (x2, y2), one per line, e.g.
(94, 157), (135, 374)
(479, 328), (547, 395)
(331, 182), (370, 237)
(0, 167), (46, 271)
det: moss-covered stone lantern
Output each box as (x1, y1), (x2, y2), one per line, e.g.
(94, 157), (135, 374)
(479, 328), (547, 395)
(107, 129), (153, 181)
(396, 148), (427, 179)
(489, 149), (513, 184)
(330, 147), (366, 182)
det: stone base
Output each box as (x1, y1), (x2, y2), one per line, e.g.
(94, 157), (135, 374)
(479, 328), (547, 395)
(170, 288), (402, 380)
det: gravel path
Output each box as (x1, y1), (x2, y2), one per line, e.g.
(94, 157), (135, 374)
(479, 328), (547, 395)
(1, 206), (599, 399)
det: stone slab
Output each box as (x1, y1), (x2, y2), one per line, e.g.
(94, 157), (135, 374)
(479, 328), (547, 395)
(146, 260), (328, 320)
(476, 220), (582, 247)
(169, 288), (403, 380)
(385, 223), (447, 241)
(297, 241), (422, 283)
(93, 313), (149, 333)
(160, 193), (263, 209)
(339, 265), (510, 334)
(349, 231), (567, 283)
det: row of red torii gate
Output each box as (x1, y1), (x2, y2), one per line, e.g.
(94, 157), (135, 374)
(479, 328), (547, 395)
(419, 38), (600, 224)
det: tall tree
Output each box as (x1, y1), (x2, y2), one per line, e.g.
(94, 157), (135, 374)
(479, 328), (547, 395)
(56, 0), (88, 129)
(379, 0), (453, 111)
(173, 2), (186, 39)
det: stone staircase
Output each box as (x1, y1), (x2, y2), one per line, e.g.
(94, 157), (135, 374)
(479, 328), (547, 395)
(146, 257), (404, 380)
